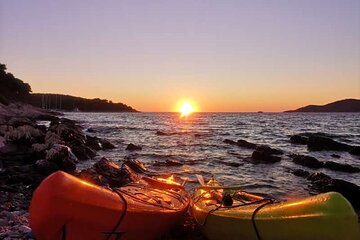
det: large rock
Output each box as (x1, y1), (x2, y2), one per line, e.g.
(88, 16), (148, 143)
(71, 143), (96, 160)
(45, 144), (78, 172)
(126, 143), (142, 151)
(223, 139), (238, 145)
(251, 146), (282, 163)
(292, 155), (324, 169)
(35, 159), (59, 175)
(349, 146), (360, 156)
(307, 136), (351, 151)
(78, 157), (141, 188)
(307, 172), (360, 209)
(99, 138), (116, 150)
(323, 161), (360, 173)
(237, 139), (257, 149)
(290, 135), (308, 145)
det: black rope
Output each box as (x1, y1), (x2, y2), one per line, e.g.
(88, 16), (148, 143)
(61, 224), (67, 240)
(251, 200), (274, 240)
(104, 189), (128, 240)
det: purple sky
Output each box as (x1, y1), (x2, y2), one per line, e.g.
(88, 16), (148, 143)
(1, 0), (359, 111)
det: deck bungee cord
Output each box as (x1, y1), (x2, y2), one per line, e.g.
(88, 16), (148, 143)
(192, 189), (277, 240)
(100, 181), (187, 240)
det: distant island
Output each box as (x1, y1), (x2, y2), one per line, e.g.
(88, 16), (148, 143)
(286, 99), (360, 112)
(0, 63), (137, 112)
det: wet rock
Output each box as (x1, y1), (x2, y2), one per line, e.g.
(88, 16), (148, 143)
(323, 161), (360, 173)
(307, 136), (351, 151)
(292, 169), (310, 177)
(349, 146), (360, 156)
(156, 131), (171, 136)
(45, 144), (77, 172)
(154, 159), (183, 167)
(292, 155), (324, 169)
(35, 159), (59, 175)
(331, 154), (341, 158)
(78, 157), (141, 188)
(71, 144), (97, 160)
(126, 143), (142, 151)
(251, 146), (282, 163)
(86, 127), (96, 133)
(308, 172), (360, 209)
(85, 135), (102, 150)
(223, 161), (241, 167)
(44, 131), (64, 146)
(123, 159), (147, 174)
(99, 138), (116, 149)
(223, 139), (238, 145)
(255, 145), (283, 155)
(290, 135), (308, 145)
(237, 139), (257, 149)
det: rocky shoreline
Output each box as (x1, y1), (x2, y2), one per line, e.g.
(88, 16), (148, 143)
(0, 103), (205, 240)
(1, 103), (360, 239)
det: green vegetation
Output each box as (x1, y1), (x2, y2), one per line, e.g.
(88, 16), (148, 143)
(26, 94), (137, 112)
(0, 63), (31, 104)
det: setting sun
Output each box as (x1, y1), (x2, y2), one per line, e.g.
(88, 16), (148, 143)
(180, 102), (193, 117)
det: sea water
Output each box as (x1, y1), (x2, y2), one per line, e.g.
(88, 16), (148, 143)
(64, 112), (360, 200)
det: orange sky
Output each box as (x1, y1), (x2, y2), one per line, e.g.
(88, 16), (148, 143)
(1, 1), (359, 112)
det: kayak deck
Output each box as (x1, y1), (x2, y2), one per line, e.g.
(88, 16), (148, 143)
(30, 171), (189, 240)
(191, 180), (360, 240)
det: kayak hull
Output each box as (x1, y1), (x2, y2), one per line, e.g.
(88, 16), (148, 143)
(191, 186), (360, 240)
(30, 171), (189, 240)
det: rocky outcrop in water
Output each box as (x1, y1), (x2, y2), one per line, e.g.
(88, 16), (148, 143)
(251, 146), (283, 163)
(126, 143), (142, 151)
(291, 154), (360, 173)
(289, 133), (360, 155)
(223, 139), (257, 149)
(291, 155), (324, 169)
(290, 169), (360, 209)
(307, 172), (360, 209)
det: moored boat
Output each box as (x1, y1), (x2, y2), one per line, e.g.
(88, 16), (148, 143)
(30, 171), (189, 240)
(190, 178), (360, 240)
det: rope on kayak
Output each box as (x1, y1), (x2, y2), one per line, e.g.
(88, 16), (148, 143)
(192, 189), (275, 240)
(104, 189), (128, 240)
(193, 196), (274, 227)
(61, 224), (67, 240)
(251, 199), (274, 240)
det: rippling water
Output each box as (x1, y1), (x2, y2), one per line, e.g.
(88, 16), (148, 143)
(64, 112), (360, 200)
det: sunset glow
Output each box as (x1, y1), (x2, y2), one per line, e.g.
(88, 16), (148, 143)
(1, 1), (359, 112)
(180, 102), (193, 117)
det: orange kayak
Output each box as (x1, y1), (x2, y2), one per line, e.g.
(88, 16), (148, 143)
(29, 171), (189, 240)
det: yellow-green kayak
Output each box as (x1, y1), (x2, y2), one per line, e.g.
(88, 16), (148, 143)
(190, 178), (360, 240)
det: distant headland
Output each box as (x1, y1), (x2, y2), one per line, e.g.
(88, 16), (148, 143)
(0, 63), (137, 112)
(286, 99), (360, 112)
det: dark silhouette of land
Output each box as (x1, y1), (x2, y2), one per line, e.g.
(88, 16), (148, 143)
(0, 63), (137, 112)
(286, 99), (360, 112)
(26, 93), (137, 112)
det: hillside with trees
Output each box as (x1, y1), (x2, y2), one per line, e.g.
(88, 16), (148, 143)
(0, 63), (137, 112)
